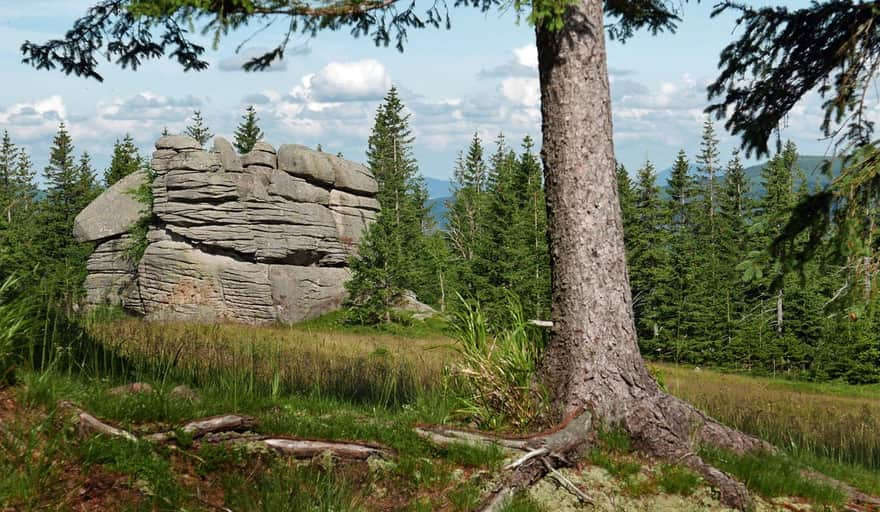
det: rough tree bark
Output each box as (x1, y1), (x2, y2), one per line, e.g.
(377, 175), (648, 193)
(534, 1), (770, 508)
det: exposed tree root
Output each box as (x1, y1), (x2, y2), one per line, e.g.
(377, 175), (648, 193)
(617, 393), (772, 510)
(801, 469), (880, 512)
(414, 392), (787, 511)
(143, 414), (258, 442)
(59, 401), (139, 442)
(58, 401), (393, 461)
(417, 410), (595, 511)
(259, 437), (393, 460)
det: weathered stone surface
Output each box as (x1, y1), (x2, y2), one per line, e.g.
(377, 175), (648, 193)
(152, 149), (176, 159)
(332, 159), (379, 195)
(83, 235), (137, 306)
(266, 169), (330, 205)
(137, 240), (348, 324)
(252, 141), (276, 154)
(156, 135), (201, 151)
(78, 137), (378, 324)
(329, 189), (380, 211)
(212, 136), (242, 172)
(393, 290), (437, 321)
(74, 171), (147, 242)
(242, 149), (277, 169)
(270, 265), (350, 322)
(277, 144), (336, 186)
(330, 205), (377, 252)
(277, 144), (378, 195)
(167, 151), (223, 172)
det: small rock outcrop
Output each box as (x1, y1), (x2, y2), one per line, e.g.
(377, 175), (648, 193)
(74, 135), (380, 324)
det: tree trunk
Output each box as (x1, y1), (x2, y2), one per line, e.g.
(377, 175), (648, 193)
(776, 289), (783, 337)
(536, 0), (657, 422)
(534, 3), (768, 507)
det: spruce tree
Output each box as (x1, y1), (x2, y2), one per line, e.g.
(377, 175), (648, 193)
(446, 132), (490, 299)
(37, 123), (100, 301)
(104, 134), (143, 186)
(233, 105), (265, 153)
(185, 110), (213, 147)
(345, 86), (430, 323)
(0, 144), (37, 280)
(736, 141), (800, 369)
(658, 150), (698, 361)
(617, 163), (637, 252)
(691, 119), (726, 362)
(696, 118), (721, 232)
(0, 131), (18, 204)
(718, 150), (755, 363)
(518, 136), (550, 319)
(630, 160), (667, 352)
(0, 131), (18, 277)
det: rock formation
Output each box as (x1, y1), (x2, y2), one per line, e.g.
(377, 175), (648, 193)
(73, 135), (379, 324)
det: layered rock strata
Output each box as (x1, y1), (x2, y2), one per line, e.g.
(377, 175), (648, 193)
(73, 135), (379, 324)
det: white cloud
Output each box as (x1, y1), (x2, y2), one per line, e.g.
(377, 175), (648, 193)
(500, 77), (540, 108)
(0, 95), (67, 141)
(479, 44), (538, 79)
(513, 44), (538, 69)
(97, 92), (201, 122)
(309, 60), (391, 102)
(218, 45), (310, 72)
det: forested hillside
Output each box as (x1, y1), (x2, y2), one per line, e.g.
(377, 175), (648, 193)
(1, 91), (876, 386)
(346, 101), (878, 384)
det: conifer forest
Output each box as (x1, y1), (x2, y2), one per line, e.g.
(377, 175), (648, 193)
(2, 2), (880, 511)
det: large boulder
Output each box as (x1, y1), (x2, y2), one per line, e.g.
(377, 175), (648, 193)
(76, 136), (379, 324)
(73, 170), (147, 243)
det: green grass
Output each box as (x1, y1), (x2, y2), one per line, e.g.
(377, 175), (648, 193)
(296, 309), (452, 339)
(4, 304), (880, 511)
(0, 412), (72, 509)
(655, 464), (702, 496)
(657, 362), (880, 470)
(701, 447), (847, 508)
(589, 427), (642, 481)
(223, 461), (363, 512)
(86, 318), (453, 409)
(78, 436), (184, 509)
(499, 493), (546, 512)
(438, 441), (506, 469)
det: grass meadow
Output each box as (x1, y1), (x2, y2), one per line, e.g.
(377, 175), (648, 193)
(1, 306), (879, 510)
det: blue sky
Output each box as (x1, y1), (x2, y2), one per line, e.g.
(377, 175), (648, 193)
(0, 1), (840, 185)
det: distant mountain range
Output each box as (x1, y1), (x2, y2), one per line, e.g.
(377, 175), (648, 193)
(656, 155), (841, 196)
(423, 177), (455, 200)
(421, 156), (842, 227)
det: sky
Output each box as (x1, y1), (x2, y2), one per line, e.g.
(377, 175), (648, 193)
(0, 0), (848, 187)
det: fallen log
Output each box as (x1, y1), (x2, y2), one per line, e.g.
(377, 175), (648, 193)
(144, 414), (258, 442)
(59, 400), (138, 442)
(59, 401), (394, 462)
(259, 437), (393, 460)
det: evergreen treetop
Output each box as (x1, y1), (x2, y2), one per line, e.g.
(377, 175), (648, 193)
(233, 105), (265, 154)
(104, 134), (143, 187)
(185, 110), (213, 147)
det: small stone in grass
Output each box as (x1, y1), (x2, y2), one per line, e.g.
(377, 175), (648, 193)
(108, 382), (154, 396)
(170, 385), (201, 402)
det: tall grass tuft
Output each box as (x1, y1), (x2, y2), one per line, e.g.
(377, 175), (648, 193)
(449, 294), (548, 430)
(659, 363), (880, 470)
(86, 319), (448, 408)
(0, 275), (30, 384)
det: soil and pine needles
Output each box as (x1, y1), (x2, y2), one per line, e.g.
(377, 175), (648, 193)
(1, 317), (879, 511)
